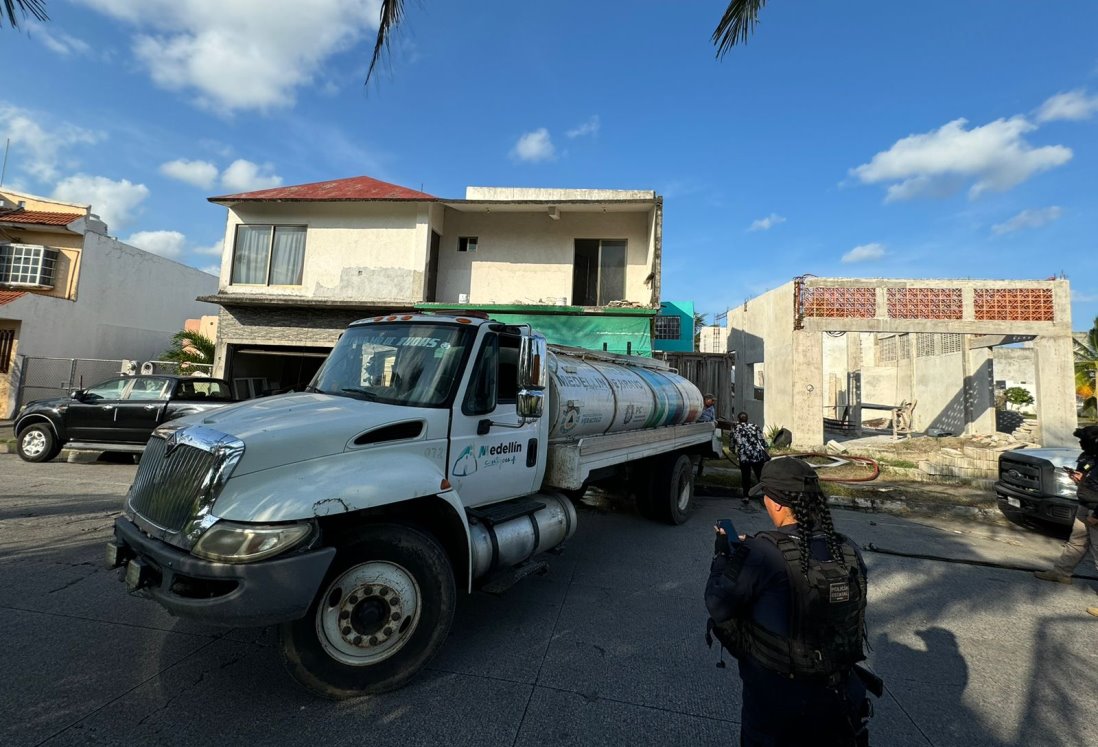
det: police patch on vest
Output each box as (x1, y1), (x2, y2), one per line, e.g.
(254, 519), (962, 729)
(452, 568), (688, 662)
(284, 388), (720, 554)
(829, 581), (851, 603)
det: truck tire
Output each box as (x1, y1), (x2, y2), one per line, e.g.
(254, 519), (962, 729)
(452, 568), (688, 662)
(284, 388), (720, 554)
(17, 424), (62, 463)
(278, 523), (456, 699)
(640, 452), (695, 525)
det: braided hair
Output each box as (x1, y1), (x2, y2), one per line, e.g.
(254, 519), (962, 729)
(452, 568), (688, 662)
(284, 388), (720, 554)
(785, 488), (847, 576)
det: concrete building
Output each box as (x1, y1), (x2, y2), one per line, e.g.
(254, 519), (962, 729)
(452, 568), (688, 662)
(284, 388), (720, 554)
(202, 177), (664, 397)
(0, 189), (218, 417)
(698, 324), (728, 354)
(653, 301), (695, 352)
(728, 277), (1076, 448)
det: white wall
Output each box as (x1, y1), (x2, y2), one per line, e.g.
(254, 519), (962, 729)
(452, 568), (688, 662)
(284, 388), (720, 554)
(728, 282), (796, 433)
(436, 209), (653, 305)
(3, 233), (217, 416)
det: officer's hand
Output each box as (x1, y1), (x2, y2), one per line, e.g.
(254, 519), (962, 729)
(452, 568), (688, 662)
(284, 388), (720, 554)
(1085, 514), (1098, 527)
(714, 527), (732, 556)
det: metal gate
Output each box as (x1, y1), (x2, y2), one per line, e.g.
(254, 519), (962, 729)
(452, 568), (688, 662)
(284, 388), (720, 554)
(16, 357), (125, 409)
(654, 351), (736, 423)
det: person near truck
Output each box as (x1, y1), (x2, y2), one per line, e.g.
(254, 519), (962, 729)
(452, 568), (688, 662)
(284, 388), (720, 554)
(1034, 426), (1098, 618)
(704, 457), (875, 746)
(731, 412), (769, 498)
(698, 393), (717, 423)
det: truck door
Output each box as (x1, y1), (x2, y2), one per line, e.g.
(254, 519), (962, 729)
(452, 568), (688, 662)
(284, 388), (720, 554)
(449, 331), (541, 506)
(114, 376), (171, 442)
(66, 377), (130, 441)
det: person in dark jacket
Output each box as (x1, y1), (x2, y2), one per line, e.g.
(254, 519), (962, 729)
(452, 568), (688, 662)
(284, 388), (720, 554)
(705, 457), (872, 746)
(1034, 426), (1098, 618)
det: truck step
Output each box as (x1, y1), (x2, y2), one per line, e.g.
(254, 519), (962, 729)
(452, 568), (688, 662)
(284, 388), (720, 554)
(468, 498), (546, 526)
(480, 559), (550, 595)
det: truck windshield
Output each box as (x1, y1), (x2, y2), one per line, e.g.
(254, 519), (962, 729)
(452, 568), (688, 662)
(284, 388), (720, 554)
(311, 322), (475, 408)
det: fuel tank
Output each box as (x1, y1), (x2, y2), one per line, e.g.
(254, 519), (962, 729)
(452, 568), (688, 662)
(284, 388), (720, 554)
(546, 348), (704, 440)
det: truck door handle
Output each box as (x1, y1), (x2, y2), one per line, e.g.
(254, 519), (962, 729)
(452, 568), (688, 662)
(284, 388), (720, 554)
(143, 405), (157, 411)
(100, 405), (114, 410)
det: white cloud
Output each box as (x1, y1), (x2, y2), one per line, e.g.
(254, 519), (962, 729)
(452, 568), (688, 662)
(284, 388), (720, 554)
(1036, 89), (1098, 123)
(52, 175), (149, 231)
(748, 213), (786, 232)
(29, 23), (93, 57)
(841, 243), (887, 264)
(125, 230), (186, 258)
(850, 116), (1072, 201)
(193, 239), (224, 256)
(160, 158), (219, 189)
(510, 128), (555, 163)
(76, 0), (382, 112)
(992, 206), (1063, 236)
(566, 115), (600, 138)
(0, 104), (103, 182)
(220, 159), (282, 192)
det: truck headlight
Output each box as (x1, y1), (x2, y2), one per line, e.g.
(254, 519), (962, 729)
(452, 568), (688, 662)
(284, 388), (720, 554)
(192, 521), (312, 563)
(1054, 470), (1078, 497)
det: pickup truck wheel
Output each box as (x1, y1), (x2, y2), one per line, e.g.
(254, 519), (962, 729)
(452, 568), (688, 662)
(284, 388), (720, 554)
(17, 424), (62, 463)
(279, 524), (456, 699)
(645, 453), (695, 525)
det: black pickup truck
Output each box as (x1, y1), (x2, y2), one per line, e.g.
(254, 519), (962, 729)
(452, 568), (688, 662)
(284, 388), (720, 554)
(995, 446), (1080, 528)
(13, 374), (236, 462)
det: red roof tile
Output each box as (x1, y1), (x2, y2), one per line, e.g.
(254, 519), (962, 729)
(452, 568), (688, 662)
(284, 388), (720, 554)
(0, 210), (82, 226)
(0, 290), (27, 305)
(209, 175), (436, 203)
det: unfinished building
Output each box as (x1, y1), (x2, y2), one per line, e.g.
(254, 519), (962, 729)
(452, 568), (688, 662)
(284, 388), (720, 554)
(728, 277), (1075, 448)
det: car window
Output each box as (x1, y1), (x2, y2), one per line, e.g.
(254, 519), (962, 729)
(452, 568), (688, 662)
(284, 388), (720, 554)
(175, 379), (233, 401)
(83, 379), (128, 402)
(126, 377), (170, 401)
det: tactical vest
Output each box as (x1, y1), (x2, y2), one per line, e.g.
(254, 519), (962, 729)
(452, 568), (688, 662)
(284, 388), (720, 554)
(713, 531), (867, 681)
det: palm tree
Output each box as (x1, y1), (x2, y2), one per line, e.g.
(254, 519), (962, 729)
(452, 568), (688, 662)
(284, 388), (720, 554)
(1075, 316), (1098, 403)
(693, 312), (708, 350)
(367, 0), (767, 82)
(2, 0), (48, 29)
(160, 330), (216, 372)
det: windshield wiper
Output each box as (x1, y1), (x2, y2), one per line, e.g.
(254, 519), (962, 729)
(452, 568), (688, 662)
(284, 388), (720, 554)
(304, 384), (323, 393)
(340, 387), (380, 401)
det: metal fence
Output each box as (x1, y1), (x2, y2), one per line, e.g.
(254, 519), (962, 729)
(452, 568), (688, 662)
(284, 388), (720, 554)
(13, 357), (213, 410)
(654, 351), (736, 423)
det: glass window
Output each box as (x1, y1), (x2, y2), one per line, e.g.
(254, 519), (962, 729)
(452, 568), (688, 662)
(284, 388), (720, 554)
(126, 377), (170, 401)
(83, 378), (128, 401)
(458, 236), (478, 253)
(175, 379), (233, 401)
(230, 225), (306, 286)
(654, 315), (681, 340)
(463, 334), (499, 415)
(572, 239), (627, 305)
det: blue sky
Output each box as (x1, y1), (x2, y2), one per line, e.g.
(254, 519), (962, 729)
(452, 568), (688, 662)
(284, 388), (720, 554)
(2, 0), (1096, 328)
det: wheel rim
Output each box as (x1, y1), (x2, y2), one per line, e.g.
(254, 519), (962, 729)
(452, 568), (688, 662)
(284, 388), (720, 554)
(316, 560), (422, 666)
(21, 430), (46, 458)
(675, 470), (692, 512)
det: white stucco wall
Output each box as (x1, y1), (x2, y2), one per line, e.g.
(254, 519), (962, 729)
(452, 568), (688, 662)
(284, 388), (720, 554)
(2, 233), (217, 416)
(219, 202), (425, 302)
(728, 282), (796, 433)
(436, 209), (653, 305)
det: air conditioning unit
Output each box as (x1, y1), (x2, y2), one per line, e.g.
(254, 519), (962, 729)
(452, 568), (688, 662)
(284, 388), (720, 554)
(0, 243), (60, 289)
(140, 362), (156, 375)
(120, 359), (138, 376)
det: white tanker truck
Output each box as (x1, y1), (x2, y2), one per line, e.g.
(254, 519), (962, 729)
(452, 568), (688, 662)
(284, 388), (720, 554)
(107, 313), (720, 698)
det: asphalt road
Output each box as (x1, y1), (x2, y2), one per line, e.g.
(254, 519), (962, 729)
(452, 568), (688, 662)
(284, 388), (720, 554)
(1, 454), (1096, 746)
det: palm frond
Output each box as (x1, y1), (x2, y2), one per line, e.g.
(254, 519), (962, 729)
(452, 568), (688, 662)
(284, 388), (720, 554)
(2, 0), (48, 29)
(366, 0), (405, 85)
(712, 0), (768, 59)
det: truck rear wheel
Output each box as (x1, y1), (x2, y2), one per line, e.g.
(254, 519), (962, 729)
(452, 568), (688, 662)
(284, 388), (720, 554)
(639, 452), (695, 525)
(278, 524), (456, 699)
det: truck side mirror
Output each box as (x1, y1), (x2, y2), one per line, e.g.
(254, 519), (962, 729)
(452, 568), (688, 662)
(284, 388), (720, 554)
(517, 334), (548, 419)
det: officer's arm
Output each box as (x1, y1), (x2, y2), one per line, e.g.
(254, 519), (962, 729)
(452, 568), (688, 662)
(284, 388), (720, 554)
(704, 542), (757, 624)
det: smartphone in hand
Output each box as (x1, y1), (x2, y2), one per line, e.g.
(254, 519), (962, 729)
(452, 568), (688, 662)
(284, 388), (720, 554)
(715, 518), (739, 543)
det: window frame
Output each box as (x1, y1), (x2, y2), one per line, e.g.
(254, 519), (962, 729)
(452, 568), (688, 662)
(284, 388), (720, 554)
(572, 238), (627, 306)
(458, 236), (478, 253)
(654, 315), (681, 341)
(230, 224), (308, 286)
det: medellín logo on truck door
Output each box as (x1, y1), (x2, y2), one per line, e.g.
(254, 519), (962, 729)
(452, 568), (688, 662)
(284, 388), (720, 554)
(478, 440), (524, 468)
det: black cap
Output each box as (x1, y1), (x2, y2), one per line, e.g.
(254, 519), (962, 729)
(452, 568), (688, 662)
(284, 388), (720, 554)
(747, 457), (822, 504)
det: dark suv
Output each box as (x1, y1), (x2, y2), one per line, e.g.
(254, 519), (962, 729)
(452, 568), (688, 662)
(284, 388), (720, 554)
(13, 375), (236, 462)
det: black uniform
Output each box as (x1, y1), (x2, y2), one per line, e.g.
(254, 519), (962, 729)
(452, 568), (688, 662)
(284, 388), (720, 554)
(705, 526), (869, 746)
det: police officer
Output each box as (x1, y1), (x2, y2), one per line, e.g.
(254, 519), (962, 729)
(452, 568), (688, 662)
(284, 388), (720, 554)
(705, 457), (874, 746)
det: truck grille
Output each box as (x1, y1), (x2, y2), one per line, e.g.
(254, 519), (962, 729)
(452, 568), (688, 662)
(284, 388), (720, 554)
(128, 436), (218, 532)
(998, 456), (1042, 494)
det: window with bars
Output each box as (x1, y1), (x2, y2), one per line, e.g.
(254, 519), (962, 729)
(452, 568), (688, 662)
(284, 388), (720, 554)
(654, 315), (681, 340)
(0, 244), (58, 288)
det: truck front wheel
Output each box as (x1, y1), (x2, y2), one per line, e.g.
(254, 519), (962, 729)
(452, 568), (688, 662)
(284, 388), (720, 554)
(279, 524), (456, 699)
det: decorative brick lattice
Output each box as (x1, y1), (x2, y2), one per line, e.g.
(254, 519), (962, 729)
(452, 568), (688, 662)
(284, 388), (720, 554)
(940, 334), (963, 354)
(800, 286), (876, 319)
(973, 288), (1055, 321)
(886, 287), (963, 320)
(877, 335), (898, 364)
(916, 333), (937, 357)
(898, 333), (911, 359)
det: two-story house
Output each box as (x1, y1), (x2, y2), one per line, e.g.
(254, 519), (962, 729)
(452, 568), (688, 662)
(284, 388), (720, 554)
(202, 176), (664, 398)
(0, 189), (218, 417)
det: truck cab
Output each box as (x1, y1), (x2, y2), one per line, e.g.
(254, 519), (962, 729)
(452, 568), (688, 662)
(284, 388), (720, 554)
(995, 447), (1080, 528)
